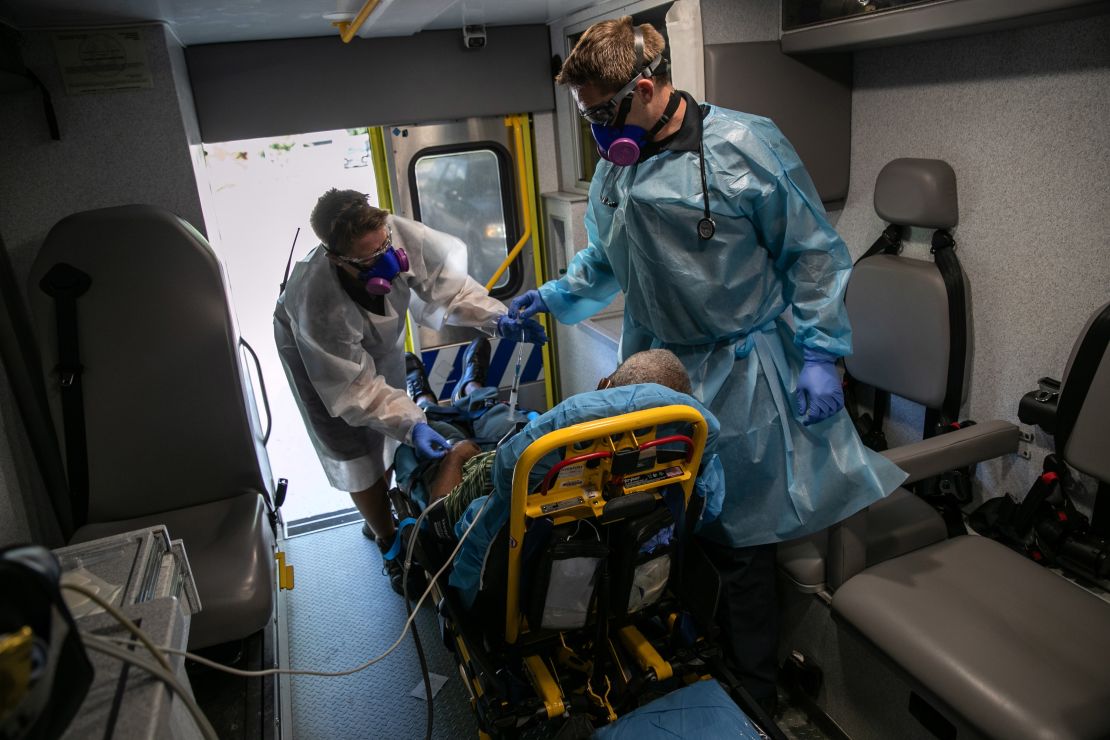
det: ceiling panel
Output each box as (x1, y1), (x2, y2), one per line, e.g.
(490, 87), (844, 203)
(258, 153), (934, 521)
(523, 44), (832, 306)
(0, 0), (603, 44)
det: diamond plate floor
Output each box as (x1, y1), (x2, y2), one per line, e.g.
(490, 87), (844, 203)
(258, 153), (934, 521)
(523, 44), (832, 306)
(283, 522), (478, 740)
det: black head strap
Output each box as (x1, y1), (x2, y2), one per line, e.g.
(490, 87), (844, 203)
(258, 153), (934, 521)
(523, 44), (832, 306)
(647, 90), (681, 138)
(614, 27), (666, 129)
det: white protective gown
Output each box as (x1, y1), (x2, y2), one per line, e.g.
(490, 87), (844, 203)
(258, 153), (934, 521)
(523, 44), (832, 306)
(273, 214), (505, 492)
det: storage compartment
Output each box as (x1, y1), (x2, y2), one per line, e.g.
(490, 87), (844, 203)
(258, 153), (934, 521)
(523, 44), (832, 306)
(781, 0), (1110, 53)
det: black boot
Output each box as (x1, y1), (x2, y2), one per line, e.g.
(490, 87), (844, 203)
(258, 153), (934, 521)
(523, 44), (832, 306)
(452, 337), (491, 404)
(405, 352), (435, 407)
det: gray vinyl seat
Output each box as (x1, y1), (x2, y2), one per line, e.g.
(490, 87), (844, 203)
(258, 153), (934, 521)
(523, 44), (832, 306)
(28, 205), (276, 649)
(832, 300), (1110, 740)
(780, 158), (1001, 592)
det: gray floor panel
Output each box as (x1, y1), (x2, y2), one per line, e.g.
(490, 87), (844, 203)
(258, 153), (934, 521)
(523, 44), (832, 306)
(284, 522), (478, 740)
(280, 521), (832, 740)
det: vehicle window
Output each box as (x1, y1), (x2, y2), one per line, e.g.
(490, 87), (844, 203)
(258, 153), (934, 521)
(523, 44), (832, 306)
(566, 30), (602, 184)
(412, 148), (514, 293)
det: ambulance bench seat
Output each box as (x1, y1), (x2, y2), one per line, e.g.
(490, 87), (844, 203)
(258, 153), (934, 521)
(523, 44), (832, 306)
(780, 158), (1010, 591)
(28, 205), (276, 649)
(831, 300), (1110, 740)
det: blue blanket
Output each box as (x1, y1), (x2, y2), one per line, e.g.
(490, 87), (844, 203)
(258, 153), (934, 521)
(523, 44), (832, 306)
(593, 679), (761, 739)
(449, 383), (724, 608)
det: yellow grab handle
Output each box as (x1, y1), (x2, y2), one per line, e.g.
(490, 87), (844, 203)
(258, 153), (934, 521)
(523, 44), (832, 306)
(485, 115), (532, 292)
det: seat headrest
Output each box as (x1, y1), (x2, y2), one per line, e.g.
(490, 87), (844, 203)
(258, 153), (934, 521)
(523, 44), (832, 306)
(874, 158), (959, 229)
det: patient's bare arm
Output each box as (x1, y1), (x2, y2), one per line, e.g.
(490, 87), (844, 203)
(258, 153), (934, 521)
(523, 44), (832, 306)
(428, 440), (482, 503)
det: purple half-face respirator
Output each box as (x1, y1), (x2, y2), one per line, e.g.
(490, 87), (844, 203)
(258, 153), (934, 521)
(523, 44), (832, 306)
(591, 124), (649, 167)
(358, 246), (410, 295)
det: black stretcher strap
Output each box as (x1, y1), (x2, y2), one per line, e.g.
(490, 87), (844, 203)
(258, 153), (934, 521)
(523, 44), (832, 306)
(40, 263), (92, 528)
(930, 229), (966, 429)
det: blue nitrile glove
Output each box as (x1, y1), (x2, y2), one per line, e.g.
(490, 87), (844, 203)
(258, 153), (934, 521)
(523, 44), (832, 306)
(496, 315), (548, 346)
(508, 290), (547, 320)
(795, 347), (845, 426)
(412, 422), (449, 461)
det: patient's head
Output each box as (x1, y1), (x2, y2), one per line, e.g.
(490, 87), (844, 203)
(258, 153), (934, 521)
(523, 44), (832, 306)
(602, 349), (692, 396)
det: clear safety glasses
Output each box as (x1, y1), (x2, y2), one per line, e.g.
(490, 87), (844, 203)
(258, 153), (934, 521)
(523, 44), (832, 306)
(329, 226), (392, 269)
(576, 74), (643, 126)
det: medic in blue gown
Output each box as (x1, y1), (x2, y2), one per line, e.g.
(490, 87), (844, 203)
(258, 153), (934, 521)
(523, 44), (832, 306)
(510, 18), (907, 709)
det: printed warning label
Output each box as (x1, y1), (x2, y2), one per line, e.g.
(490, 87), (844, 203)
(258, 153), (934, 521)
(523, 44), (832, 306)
(556, 462), (586, 489)
(622, 466), (683, 489)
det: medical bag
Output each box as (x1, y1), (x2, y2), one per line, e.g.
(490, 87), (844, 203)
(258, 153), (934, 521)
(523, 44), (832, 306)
(528, 525), (608, 631)
(609, 506), (675, 616)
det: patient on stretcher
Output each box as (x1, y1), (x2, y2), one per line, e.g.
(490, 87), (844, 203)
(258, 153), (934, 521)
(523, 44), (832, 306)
(394, 341), (725, 608)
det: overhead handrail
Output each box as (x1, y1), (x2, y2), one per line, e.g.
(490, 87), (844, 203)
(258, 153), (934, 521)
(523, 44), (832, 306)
(330, 0), (385, 44)
(485, 115), (532, 292)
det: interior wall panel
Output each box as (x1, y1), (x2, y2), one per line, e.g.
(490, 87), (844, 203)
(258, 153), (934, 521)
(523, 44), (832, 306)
(834, 11), (1110, 502)
(186, 26), (555, 143)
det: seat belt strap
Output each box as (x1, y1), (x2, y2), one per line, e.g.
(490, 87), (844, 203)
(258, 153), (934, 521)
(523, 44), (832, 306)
(855, 223), (903, 265)
(930, 230), (966, 428)
(39, 263), (92, 528)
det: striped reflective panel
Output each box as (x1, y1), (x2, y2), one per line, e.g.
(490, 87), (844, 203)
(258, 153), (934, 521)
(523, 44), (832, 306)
(420, 339), (545, 400)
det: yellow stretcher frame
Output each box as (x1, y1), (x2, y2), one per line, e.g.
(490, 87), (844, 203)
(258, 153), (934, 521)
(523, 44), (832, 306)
(503, 404), (709, 644)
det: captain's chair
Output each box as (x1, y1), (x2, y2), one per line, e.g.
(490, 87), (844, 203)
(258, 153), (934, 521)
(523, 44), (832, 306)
(831, 299), (1110, 740)
(28, 205), (277, 649)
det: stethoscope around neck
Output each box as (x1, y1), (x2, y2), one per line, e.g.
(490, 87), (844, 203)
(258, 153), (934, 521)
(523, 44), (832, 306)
(599, 129), (716, 241)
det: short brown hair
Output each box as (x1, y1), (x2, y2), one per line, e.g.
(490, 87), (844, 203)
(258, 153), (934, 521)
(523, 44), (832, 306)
(609, 349), (692, 396)
(310, 188), (389, 255)
(556, 17), (668, 91)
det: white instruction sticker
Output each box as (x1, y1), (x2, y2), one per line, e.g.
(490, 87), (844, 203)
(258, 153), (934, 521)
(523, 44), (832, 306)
(53, 27), (153, 95)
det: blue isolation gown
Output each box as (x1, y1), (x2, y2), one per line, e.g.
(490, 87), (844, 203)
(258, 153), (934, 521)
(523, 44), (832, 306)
(538, 106), (907, 548)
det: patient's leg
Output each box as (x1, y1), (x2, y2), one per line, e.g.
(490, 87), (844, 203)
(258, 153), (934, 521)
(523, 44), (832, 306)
(428, 439), (482, 503)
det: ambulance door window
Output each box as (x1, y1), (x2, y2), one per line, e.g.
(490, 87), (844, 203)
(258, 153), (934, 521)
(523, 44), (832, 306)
(410, 144), (520, 298)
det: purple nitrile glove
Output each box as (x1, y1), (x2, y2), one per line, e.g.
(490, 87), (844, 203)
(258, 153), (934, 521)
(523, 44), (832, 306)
(496, 315), (548, 346)
(795, 347), (844, 426)
(412, 422), (449, 460)
(508, 290), (547, 320)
